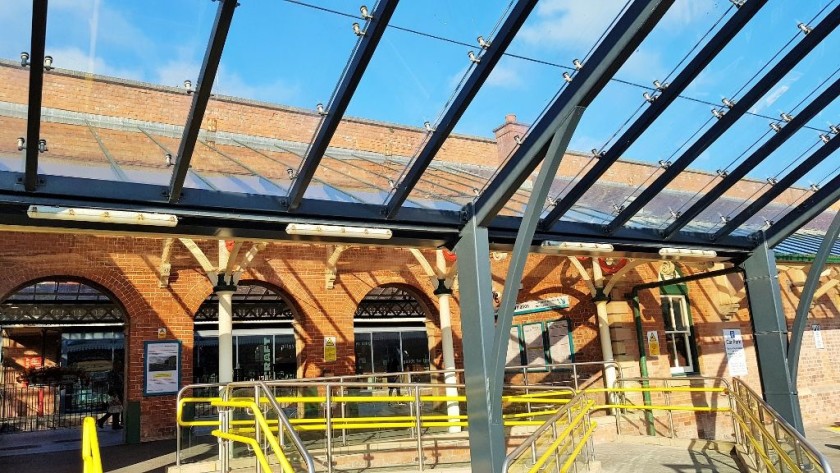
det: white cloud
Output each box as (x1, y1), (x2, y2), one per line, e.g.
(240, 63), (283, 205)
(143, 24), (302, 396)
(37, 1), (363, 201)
(47, 46), (143, 80)
(155, 60), (300, 104)
(520, 0), (628, 50)
(486, 63), (523, 88)
(616, 48), (667, 82)
(753, 85), (789, 114)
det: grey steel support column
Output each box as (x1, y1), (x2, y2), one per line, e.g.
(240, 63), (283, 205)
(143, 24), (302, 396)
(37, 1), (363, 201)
(742, 236), (803, 431)
(455, 217), (504, 473)
(788, 210), (840, 384)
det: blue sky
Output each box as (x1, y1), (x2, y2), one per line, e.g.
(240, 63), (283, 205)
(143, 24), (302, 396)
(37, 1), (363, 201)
(0, 0), (837, 194)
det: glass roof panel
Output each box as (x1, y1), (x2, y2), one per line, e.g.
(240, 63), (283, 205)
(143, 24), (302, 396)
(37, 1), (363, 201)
(0, 116), (26, 171)
(630, 53), (840, 233)
(0, 2), (31, 178)
(416, 0), (637, 217)
(299, 0), (513, 203)
(584, 1), (839, 233)
(37, 0), (216, 185)
(541, 2), (736, 221)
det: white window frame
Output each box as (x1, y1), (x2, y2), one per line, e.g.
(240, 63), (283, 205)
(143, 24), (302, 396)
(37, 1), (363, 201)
(661, 294), (695, 375)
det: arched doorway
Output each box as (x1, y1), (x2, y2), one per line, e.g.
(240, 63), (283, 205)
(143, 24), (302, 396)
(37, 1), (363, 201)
(353, 286), (431, 378)
(0, 278), (125, 432)
(193, 281), (297, 383)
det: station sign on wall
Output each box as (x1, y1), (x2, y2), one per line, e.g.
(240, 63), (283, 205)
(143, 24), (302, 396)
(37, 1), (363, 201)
(513, 296), (570, 315)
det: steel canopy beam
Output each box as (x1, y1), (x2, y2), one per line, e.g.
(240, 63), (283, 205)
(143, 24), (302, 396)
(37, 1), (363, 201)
(541, 0), (766, 229)
(764, 173), (840, 248)
(286, 0), (399, 211)
(168, 0), (238, 203)
(383, 0), (538, 219)
(471, 0), (674, 227)
(787, 210), (840, 385)
(664, 76), (840, 239)
(490, 108), (583, 410)
(24, 0), (49, 192)
(715, 136), (840, 240)
(604, 6), (840, 234)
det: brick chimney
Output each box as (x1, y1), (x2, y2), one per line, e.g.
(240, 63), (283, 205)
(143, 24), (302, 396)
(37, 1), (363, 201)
(493, 114), (528, 166)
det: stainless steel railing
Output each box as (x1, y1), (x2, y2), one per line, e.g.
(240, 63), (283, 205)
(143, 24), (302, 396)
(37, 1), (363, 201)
(731, 378), (833, 473)
(503, 388), (595, 473)
(174, 361), (622, 471)
(219, 381), (316, 473)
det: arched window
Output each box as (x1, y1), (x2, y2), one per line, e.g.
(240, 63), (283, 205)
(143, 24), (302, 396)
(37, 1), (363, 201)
(0, 278), (125, 430)
(353, 286), (430, 377)
(193, 282), (296, 383)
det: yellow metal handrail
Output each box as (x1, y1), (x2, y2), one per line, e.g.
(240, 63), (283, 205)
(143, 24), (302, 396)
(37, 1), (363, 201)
(211, 399), (295, 473)
(81, 417), (102, 473)
(176, 392), (572, 429)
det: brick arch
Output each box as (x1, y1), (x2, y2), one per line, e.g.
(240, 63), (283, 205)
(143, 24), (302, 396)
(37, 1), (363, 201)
(183, 276), (305, 324)
(0, 268), (146, 324)
(355, 282), (437, 324)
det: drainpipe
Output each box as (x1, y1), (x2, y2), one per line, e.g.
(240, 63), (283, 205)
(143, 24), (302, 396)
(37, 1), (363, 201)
(628, 265), (743, 436)
(630, 290), (655, 435)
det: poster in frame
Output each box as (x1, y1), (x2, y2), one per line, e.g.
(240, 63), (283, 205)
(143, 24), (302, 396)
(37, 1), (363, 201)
(144, 340), (181, 396)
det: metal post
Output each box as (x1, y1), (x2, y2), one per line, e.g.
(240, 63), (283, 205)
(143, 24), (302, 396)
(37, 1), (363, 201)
(415, 386), (424, 471)
(455, 216), (506, 473)
(325, 384), (333, 473)
(254, 387), (262, 473)
(220, 387), (230, 473)
(742, 236), (804, 432)
(665, 379), (674, 439)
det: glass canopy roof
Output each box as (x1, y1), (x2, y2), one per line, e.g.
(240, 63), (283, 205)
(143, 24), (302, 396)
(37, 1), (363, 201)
(0, 0), (837, 256)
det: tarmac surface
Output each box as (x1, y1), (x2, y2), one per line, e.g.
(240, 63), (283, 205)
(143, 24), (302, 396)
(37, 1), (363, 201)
(0, 424), (838, 472)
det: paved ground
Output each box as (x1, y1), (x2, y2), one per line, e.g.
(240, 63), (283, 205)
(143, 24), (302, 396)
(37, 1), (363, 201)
(597, 438), (742, 473)
(804, 425), (840, 470)
(0, 424), (838, 472)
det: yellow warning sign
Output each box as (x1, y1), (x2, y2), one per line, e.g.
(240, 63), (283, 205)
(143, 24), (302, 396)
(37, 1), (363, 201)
(647, 331), (660, 357)
(324, 336), (337, 362)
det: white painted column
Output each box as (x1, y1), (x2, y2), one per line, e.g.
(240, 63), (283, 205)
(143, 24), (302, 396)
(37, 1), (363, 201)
(592, 261), (617, 406)
(217, 241), (235, 384)
(595, 299), (616, 389)
(436, 250), (461, 433)
(217, 288), (235, 383)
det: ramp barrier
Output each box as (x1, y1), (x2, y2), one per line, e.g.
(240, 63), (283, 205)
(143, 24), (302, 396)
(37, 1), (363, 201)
(81, 416), (102, 473)
(177, 380), (577, 471)
(731, 378), (833, 473)
(592, 376), (733, 439)
(503, 392), (596, 473)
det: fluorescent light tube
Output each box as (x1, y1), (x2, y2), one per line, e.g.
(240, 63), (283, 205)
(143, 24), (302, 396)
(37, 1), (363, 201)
(27, 205), (178, 227)
(286, 223), (392, 240)
(541, 241), (614, 253)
